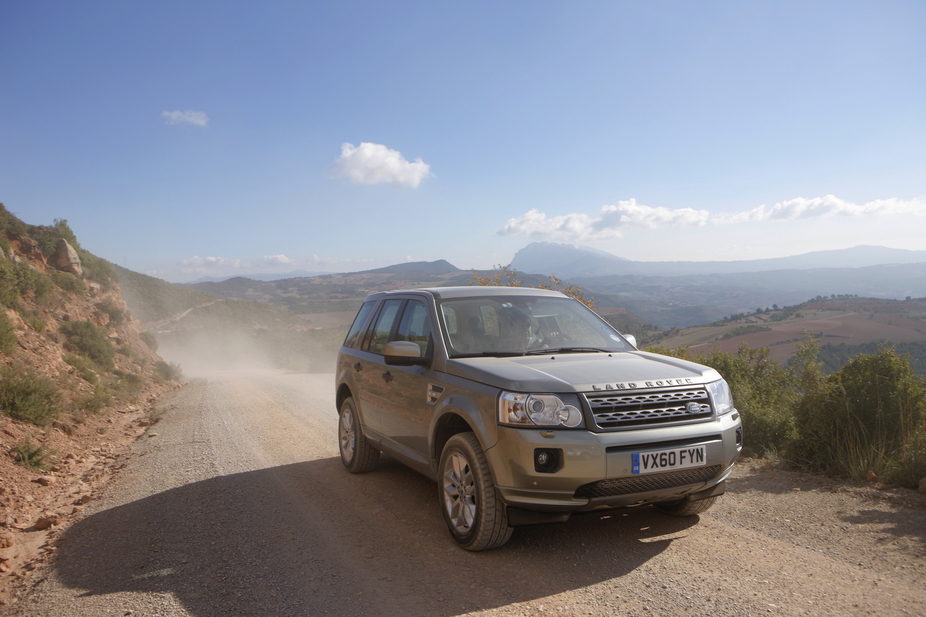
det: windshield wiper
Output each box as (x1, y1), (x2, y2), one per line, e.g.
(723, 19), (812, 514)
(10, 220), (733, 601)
(525, 347), (609, 355)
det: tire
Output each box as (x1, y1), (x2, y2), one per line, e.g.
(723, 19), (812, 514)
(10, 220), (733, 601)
(439, 432), (513, 551)
(338, 397), (379, 473)
(655, 495), (718, 516)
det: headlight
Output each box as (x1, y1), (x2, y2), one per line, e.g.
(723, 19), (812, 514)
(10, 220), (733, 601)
(498, 392), (584, 428)
(707, 379), (735, 416)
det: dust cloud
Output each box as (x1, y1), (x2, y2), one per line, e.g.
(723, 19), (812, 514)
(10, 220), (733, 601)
(154, 327), (344, 379)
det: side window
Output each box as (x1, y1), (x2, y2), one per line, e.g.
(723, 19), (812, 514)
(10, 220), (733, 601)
(343, 302), (375, 349)
(366, 299), (404, 355)
(395, 300), (432, 358)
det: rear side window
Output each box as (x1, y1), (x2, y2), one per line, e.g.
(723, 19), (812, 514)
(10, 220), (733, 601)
(366, 299), (404, 355)
(395, 300), (432, 358)
(344, 302), (375, 349)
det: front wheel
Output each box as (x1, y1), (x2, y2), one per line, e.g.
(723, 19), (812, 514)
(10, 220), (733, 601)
(338, 397), (379, 473)
(439, 432), (513, 551)
(655, 495), (718, 516)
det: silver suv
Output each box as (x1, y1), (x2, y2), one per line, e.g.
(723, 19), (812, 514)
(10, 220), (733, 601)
(335, 287), (742, 550)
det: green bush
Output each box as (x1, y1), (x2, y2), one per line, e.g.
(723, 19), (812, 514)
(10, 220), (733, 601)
(95, 298), (125, 325)
(60, 320), (115, 371)
(10, 438), (55, 470)
(790, 344), (926, 487)
(0, 311), (17, 354)
(0, 203), (27, 236)
(75, 385), (111, 413)
(0, 365), (62, 425)
(10, 262), (53, 303)
(154, 360), (183, 382)
(52, 271), (85, 294)
(0, 260), (22, 307)
(80, 252), (114, 291)
(64, 353), (98, 383)
(139, 330), (158, 351)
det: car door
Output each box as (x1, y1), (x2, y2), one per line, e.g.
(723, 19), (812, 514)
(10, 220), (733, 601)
(354, 298), (405, 435)
(377, 299), (434, 467)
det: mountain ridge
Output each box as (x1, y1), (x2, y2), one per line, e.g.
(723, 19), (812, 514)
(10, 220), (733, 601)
(511, 242), (926, 278)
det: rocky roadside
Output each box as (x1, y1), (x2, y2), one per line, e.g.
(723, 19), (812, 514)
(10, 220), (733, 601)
(0, 380), (181, 609)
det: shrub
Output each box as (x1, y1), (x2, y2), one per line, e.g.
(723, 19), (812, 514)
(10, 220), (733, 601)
(0, 365), (62, 425)
(52, 271), (85, 294)
(10, 438), (55, 470)
(95, 298), (125, 325)
(80, 252), (114, 292)
(12, 262), (53, 303)
(64, 353), (98, 383)
(0, 311), (17, 354)
(27, 314), (46, 332)
(0, 260), (21, 307)
(75, 385), (111, 413)
(60, 320), (115, 371)
(154, 360), (183, 382)
(790, 343), (926, 487)
(139, 330), (158, 351)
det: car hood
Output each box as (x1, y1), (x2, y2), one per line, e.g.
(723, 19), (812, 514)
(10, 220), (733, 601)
(444, 351), (720, 393)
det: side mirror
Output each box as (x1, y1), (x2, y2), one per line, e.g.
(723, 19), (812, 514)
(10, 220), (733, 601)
(384, 341), (430, 366)
(623, 334), (638, 349)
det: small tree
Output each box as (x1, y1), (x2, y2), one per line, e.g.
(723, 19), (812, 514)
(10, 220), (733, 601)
(470, 264), (596, 309)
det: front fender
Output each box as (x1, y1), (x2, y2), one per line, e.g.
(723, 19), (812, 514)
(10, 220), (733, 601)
(427, 373), (500, 466)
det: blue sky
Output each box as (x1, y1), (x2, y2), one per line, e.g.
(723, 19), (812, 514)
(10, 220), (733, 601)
(1, 1), (924, 282)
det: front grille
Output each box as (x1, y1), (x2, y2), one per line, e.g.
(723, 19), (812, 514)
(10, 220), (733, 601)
(574, 465), (721, 499)
(586, 387), (712, 429)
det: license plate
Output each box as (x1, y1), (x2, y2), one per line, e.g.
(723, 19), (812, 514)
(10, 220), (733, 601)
(632, 445), (706, 474)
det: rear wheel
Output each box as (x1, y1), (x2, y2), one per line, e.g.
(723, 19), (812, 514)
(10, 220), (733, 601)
(439, 432), (513, 551)
(338, 397), (379, 473)
(655, 495), (718, 516)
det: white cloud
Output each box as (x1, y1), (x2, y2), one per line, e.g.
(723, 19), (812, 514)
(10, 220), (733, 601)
(498, 195), (926, 241)
(162, 110), (209, 127)
(497, 199), (709, 241)
(181, 255), (242, 268)
(713, 195), (926, 224)
(263, 254), (294, 265)
(328, 142), (432, 188)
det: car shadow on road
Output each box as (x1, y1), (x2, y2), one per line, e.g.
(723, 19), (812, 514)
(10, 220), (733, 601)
(48, 457), (702, 616)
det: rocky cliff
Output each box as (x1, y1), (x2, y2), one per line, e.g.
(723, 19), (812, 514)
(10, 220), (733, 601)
(0, 205), (182, 605)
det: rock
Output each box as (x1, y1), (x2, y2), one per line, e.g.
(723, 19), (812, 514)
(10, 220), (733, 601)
(866, 470), (879, 482)
(51, 238), (82, 276)
(33, 515), (61, 530)
(36, 476), (56, 487)
(0, 533), (13, 549)
(918, 478), (926, 494)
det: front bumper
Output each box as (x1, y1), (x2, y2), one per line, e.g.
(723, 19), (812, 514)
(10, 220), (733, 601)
(486, 410), (742, 514)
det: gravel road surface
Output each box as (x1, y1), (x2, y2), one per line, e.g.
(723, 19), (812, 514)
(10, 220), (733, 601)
(8, 371), (926, 616)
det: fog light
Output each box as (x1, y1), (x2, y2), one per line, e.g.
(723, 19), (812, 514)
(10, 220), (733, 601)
(736, 427), (743, 448)
(534, 448), (561, 473)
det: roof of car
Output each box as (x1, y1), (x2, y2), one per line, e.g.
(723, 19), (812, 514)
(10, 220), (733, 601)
(364, 286), (569, 302)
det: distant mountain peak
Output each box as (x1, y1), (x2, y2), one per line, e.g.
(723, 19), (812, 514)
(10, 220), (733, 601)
(510, 241), (926, 278)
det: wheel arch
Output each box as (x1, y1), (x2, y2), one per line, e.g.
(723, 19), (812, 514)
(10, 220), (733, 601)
(336, 383), (353, 413)
(431, 411), (476, 466)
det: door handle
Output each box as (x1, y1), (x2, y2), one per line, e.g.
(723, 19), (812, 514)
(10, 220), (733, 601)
(381, 372), (394, 383)
(353, 363), (362, 372)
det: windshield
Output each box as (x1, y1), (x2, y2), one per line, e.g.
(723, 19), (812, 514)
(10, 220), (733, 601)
(437, 295), (633, 357)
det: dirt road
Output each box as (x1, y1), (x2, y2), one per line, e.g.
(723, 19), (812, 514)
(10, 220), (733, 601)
(9, 371), (926, 616)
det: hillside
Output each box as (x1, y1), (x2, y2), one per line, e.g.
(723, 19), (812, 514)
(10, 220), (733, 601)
(650, 296), (926, 372)
(0, 206), (182, 597)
